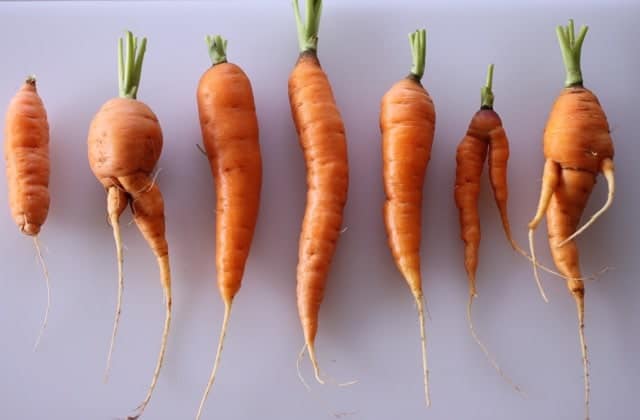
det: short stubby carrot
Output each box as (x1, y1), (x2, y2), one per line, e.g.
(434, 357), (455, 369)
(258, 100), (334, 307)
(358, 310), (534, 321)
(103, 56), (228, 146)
(289, 0), (349, 384)
(454, 64), (522, 391)
(4, 76), (52, 349)
(381, 29), (434, 406)
(195, 35), (262, 420)
(528, 20), (615, 419)
(87, 31), (172, 420)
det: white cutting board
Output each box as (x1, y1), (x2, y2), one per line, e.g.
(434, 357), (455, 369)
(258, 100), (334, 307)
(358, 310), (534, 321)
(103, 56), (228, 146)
(0, 1), (638, 419)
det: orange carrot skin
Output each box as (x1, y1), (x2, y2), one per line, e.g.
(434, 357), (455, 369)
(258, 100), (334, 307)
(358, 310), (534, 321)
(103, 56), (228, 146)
(487, 122), (511, 239)
(5, 80), (50, 236)
(544, 87), (614, 293)
(289, 51), (348, 347)
(197, 62), (262, 303)
(381, 77), (435, 292)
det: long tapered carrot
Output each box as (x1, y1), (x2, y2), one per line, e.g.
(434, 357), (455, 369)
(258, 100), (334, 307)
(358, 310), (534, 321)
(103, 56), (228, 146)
(4, 76), (52, 349)
(87, 30), (172, 419)
(195, 35), (262, 420)
(289, 0), (349, 385)
(454, 64), (522, 392)
(381, 29), (434, 406)
(528, 20), (614, 419)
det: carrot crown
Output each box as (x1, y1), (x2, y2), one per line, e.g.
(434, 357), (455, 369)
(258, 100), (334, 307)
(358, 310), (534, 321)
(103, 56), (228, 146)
(117, 30), (147, 99)
(205, 35), (228, 66)
(408, 29), (426, 81)
(556, 19), (588, 88)
(292, 0), (322, 52)
(480, 64), (495, 108)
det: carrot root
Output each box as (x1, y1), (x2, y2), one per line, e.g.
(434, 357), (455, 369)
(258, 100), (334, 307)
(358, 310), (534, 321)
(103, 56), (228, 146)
(307, 342), (325, 385)
(104, 210), (124, 383)
(558, 158), (615, 247)
(128, 254), (171, 420)
(196, 302), (232, 420)
(296, 343), (312, 391)
(528, 229), (549, 303)
(414, 293), (430, 407)
(574, 293), (590, 420)
(32, 236), (51, 352)
(467, 294), (523, 394)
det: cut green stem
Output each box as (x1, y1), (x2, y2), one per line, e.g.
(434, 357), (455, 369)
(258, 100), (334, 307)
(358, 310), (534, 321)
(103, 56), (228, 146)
(205, 35), (228, 66)
(118, 30), (148, 99)
(292, 0), (323, 53)
(408, 29), (426, 81)
(481, 64), (495, 108)
(556, 19), (588, 87)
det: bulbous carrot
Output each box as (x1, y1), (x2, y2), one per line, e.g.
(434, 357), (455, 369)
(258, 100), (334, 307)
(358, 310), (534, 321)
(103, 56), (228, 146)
(4, 76), (52, 349)
(195, 35), (262, 420)
(381, 29), (434, 406)
(87, 31), (172, 419)
(289, 0), (349, 385)
(528, 20), (615, 419)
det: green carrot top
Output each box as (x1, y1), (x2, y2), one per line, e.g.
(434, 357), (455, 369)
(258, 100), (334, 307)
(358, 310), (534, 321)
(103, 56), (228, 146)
(118, 30), (147, 99)
(293, 0), (323, 53)
(556, 19), (588, 88)
(480, 64), (495, 109)
(206, 35), (228, 66)
(408, 29), (427, 81)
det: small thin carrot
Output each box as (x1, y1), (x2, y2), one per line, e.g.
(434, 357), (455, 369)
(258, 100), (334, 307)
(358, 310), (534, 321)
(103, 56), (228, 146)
(528, 20), (614, 419)
(454, 64), (522, 392)
(87, 30), (172, 419)
(195, 35), (262, 420)
(4, 75), (52, 350)
(381, 29), (434, 406)
(289, 0), (349, 385)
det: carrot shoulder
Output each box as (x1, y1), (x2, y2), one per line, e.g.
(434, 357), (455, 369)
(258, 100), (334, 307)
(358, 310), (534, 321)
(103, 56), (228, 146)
(289, 0), (349, 385)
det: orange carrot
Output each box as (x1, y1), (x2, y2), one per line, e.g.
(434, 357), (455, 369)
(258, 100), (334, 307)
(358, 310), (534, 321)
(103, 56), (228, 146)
(289, 0), (349, 384)
(381, 29), (434, 405)
(528, 20), (615, 419)
(195, 35), (262, 419)
(87, 31), (172, 419)
(4, 76), (52, 349)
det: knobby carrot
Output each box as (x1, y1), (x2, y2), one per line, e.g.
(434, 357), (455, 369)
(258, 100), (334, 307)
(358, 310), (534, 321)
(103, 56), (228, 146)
(454, 64), (521, 391)
(528, 20), (615, 419)
(195, 35), (262, 419)
(289, 0), (349, 384)
(4, 76), (52, 349)
(381, 29), (434, 406)
(87, 31), (172, 419)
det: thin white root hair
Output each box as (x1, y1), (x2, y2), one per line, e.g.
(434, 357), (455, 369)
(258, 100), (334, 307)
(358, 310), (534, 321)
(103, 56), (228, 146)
(33, 236), (51, 352)
(529, 229), (549, 303)
(575, 295), (590, 420)
(414, 294), (431, 407)
(104, 213), (125, 383)
(558, 158), (615, 248)
(196, 303), (232, 420)
(296, 343), (312, 391)
(467, 294), (524, 394)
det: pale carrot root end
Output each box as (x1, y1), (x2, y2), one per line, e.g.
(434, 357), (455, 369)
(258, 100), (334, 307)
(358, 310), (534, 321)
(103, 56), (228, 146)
(528, 229), (549, 303)
(129, 254), (171, 419)
(296, 343), (312, 391)
(574, 293), (590, 420)
(32, 236), (51, 352)
(467, 294), (523, 394)
(414, 293), (430, 407)
(307, 341), (325, 385)
(196, 302), (232, 420)
(104, 212), (125, 383)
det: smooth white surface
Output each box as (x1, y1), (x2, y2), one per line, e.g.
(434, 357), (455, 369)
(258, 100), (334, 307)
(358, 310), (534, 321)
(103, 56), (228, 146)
(1, 1), (638, 419)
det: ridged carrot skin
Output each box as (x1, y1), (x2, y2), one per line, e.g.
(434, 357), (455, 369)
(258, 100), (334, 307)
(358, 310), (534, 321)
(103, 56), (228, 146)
(5, 78), (50, 236)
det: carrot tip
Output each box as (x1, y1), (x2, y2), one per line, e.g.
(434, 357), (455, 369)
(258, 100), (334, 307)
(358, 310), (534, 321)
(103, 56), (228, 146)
(32, 236), (51, 352)
(25, 75), (37, 85)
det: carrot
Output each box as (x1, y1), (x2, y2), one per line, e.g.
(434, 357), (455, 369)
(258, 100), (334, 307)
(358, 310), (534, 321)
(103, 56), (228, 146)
(87, 31), (172, 419)
(381, 29), (434, 406)
(289, 0), (349, 384)
(454, 64), (522, 391)
(195, 35), (262, 419)
(4, 75), (52, 349)
(528, 20), (615, 419)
